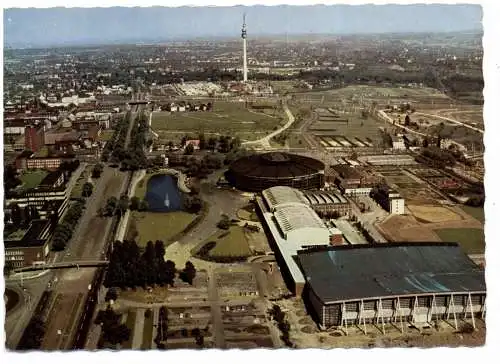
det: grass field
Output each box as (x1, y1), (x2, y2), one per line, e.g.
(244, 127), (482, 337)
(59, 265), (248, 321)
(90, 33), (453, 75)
(20, 170), (48, 189)
(459, 206), (485, 224)
(98, 130), (114, 141)
(134, 172), (155, 199)
(126, 211), (196, 247)
(151, 101), (284, 140)
(202, 226), (252, 258)
(434, 228), (485, 254)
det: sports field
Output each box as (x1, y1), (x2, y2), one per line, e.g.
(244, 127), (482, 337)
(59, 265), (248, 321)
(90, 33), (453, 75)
(126, 211), (197, 247)
(151, 101), (284, 141)
(434, 228), (485, 254)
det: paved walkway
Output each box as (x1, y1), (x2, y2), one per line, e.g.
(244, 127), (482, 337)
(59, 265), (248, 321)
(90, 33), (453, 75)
(242, 100), (295, 149)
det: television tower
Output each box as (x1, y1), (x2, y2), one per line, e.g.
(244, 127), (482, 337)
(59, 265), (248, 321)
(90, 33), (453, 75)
(241, 13), (248, 82)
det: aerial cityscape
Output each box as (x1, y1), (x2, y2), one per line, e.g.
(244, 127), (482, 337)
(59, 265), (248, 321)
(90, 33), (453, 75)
(3, 4), (486, 350)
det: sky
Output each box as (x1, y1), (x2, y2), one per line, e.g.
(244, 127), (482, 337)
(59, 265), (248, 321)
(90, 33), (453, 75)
(3, 4), (482, 48)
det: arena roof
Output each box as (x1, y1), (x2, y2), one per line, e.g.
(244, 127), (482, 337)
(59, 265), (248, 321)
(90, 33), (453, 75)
(274, 204), (327, 235)
(303, 190), (348, 205)
(298, 243), (486, 304)
(262, 186), (310, 211)
(229, 152), (325, 179)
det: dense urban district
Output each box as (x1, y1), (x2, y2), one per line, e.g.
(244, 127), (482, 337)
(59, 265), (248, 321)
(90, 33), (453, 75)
(4, 29), (485, 351)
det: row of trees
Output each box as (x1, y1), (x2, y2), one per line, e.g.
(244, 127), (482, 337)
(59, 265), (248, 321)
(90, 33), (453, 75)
(16, 315), (45, 350)
(95, 306), (131, 347)
(51, 200), (85, 251)
(102, 111), (131, 163)
(121, 112), (149, 171)
(179, 133), (241, 154)
(268, 305), (294, 348)
(104, 240), (197, 288)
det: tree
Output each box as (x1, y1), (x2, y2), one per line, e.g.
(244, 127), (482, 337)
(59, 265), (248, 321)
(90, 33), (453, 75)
(92, 163), (103, 178)
(130, 196), (140, 211)
(217, 214), (231, 230)
(138, 199), (149, 211)
(404, 114), (410, 126)
(82, 182), (93, 197)
(184, 143), (195, 155)
(198, 133), (206, 150)
(164, 260), (176, 286)
(117, 195), (130, 216)
(105, 287), (118, 302)
(180, 261), (196, 285)
(208, 137), (217, 151)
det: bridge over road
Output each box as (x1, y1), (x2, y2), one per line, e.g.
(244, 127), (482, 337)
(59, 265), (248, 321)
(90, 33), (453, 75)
(13, 260), (109, 273)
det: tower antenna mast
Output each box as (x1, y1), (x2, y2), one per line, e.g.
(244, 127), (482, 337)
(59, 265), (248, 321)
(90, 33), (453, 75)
(241, 13), (248, 83)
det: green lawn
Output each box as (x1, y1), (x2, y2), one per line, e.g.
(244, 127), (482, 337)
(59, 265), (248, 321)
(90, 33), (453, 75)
(151, 101), (284, 139)
(126, 211), (196, 247)
(434, 228), (485, 254)
(20, 170), (48, 190)
(134, 173), (155, 199)
(99, 130), (115, 141)
(460, 206), (485, 224)
(202, 226), (252, 258)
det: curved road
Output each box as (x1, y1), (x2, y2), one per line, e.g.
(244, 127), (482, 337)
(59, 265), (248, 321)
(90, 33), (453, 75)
(242, 99), (295, 149)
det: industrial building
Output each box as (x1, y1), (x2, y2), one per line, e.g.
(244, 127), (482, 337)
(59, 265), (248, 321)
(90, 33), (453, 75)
(256, 186), (343, 295)
(328, 164), (382, 196)
(227, 152), (325, 192)
(297, 243), (486, 333)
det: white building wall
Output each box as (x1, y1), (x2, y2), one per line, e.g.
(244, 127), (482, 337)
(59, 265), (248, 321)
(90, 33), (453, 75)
(286, 227), (330, 248)
(390, 198), (405, 215)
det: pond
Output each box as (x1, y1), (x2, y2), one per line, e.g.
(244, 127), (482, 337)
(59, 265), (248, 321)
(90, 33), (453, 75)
(145, 174), (182, 212)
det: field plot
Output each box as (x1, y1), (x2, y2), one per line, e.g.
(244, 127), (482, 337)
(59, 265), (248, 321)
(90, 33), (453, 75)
(126, 211), (196, 247)
(163, 305), (214, 349)
(407, 205), (463, 224)
(434, 228), (485, 254)
(119, 271), (209, 305)
(376, 168), (443, 204)
(309, 107), (384, 149)
(151, 101), (284, 141)
(215, 266), (259, 299)
(221, 299), (275, 349)
(460, 206), (485, 223)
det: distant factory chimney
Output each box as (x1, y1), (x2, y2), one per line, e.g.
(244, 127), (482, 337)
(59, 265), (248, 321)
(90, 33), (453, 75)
(241, 13), (248, 83)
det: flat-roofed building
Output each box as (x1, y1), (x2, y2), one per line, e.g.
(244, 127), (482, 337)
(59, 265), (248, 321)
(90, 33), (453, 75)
(4, 219), (53, 269)
(297, 243), (486, 332)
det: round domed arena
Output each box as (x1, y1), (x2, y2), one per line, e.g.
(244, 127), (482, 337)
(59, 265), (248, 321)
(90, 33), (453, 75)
(226, 152), (325, 192)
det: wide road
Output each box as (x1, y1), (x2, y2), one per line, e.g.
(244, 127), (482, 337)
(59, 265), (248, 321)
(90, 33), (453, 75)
(7, 104), (138, 350)
(38, 106), (139, 350)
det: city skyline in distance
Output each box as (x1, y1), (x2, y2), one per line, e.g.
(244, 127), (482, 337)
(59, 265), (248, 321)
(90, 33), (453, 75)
(4, 4), (482, 48)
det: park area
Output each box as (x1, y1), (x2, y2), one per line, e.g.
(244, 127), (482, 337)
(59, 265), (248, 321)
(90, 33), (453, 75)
(151, 100), (284, 142)
(126, 211), (196, 247)
(193, 226), (252, 260)
(434, 228), (485, 254)
(460, 206), (485, 223)
(19, 169), (48, 190)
